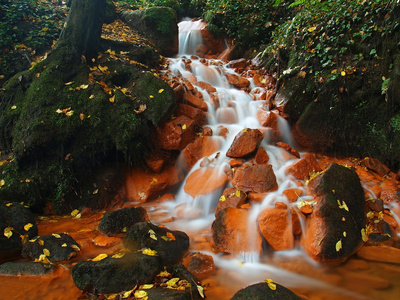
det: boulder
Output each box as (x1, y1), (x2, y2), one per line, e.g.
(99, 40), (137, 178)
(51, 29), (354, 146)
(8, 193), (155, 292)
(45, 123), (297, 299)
(184, 167), (228, 198)
(226, 73), (250, 88)
(257, 208), (295, 251)
(232, 164), (278, 193)
(200, 25), (226, 55)
(176, 103), (207, 126)
(98, 206), (148, 235)
(157, 115), (198, 151)
(0, 202), (38, 261)
(182, 91), (208, 111)
(215, 188), (247, 216)
(22, 233), (80, 262)
(302, 163), (366, 263)
(256, 109), (280, 141)
(198, 81), (216, 93)
(182, 252), (215, 278)
(226, 129), (263, 158)
(212, 208), (262, 254)
(276, 142), (300, 158)
(0, 262), (53, 276)
(125, 165), (184, 203)
(121, 7), (178, 56)
(231, 281), (301, 300)
(72, 252), (162, 293)
(287, 153), (322, 180)
(362, 157), (390, 176)
(181, 136), (222, 170)
(123, 222), (189, 265)
(254, 147), (269, 164)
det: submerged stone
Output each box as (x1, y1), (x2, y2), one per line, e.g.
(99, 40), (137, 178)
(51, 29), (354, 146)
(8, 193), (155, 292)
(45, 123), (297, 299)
(0, 262), (53, 276)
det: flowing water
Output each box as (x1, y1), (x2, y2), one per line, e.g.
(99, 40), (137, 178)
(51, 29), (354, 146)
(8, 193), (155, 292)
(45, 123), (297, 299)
(1, 19), (400, 300)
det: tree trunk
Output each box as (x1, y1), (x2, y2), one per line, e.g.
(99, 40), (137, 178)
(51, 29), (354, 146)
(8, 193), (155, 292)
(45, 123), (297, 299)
(58, 0), (106, 60)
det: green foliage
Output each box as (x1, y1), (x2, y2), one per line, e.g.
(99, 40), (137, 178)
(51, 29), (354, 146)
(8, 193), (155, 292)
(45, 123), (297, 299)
(0, 0), (67, 82)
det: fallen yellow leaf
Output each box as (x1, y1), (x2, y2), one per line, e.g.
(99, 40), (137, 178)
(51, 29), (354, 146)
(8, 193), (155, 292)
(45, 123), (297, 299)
(182, 124), (187, 130)
(71, 209), (80, 217)
(92, 253), (108, 261)
(142, 248), (158, 256)
(11, 105), (17, 110)
(61, 243), (67, 247)
(52, 233), (61, 238)
(43, 248), (50, 256)
(158, 89), (164, 94)
(219, 195), (226, 202)
(0, 179), (5, 187)
(4, 227), (13, 239)
(24, 223), (33, 231)
(134, 290), (148, 300)
(149, 229), (157, 240)
(71, 244), (80, 252)
(336, 239), (342, 252)
(109, 95), (115, 103)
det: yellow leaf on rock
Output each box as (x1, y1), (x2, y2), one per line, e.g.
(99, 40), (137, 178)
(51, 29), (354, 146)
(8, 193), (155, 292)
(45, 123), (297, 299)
(158, 89), (164, 94)
(92, 253), (108, 261)
(140, 284), (154, 290)
(56, 109), (63, 114)
(265, 279), (276, 291)
(4, 227), (13, 239)
(109, 95), (115, 103)
(134, 290), (148, 300)
(336, 239), (342, 252)
(308, 26), (317, 32)
(43, 248), (50, 256)
(361, 228), (368, 242)
(197, 284), (205, 298)
(71, 209), (80, 217)
(219, 195), (226, 202)
(71, 244), (80, 252)
(11, 105), (17, 110)
(112, 252), (125, 259)
(38, 239), (44, 246)
(61, 243), (67, 247)
(24, 223), (33, 231)
(166, 278), (180, 287)
(142, 248), (158, 256)
(182, 124), (187, 130)
(235, 190), (241, 197)
(52, 233), (61, 238)
(149, 229), (157, 240)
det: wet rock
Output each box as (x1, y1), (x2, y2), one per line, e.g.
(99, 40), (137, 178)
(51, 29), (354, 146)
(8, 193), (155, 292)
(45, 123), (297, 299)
(121, 7), (178, 56)
(182, 252), (215, 278)
(72, 252), (162, 293)
(198, 81), (216, 93)
(257, 208), (295, 251)
(182, 91), (208, 111)
(256, 109), (280, 141)
(215, 188), (247, 216)
(362, 157), (391, 176)
(380, 190), (400, 204)
(0, 202), (38, 261)
(123, 222), (189, 265)
(302, 163), (366, 263)
(0, 262), (53, 276)
(226, 73), (250, 88)
(356, 245), (400, 264)
(177, 103), (207, 126)
(227, 58), (248, 69)
(232, 164), (278, 193)
(181, 136), (222, 170)
(212, 208), (262, 254)
(22, 233), (80, 262)
(125, 165), (184, 203)
(202, 126), (213, 136)
(93, 235), (120, 247)
(231, 281), (302, 300)
(157, 114), (198, 150)
(201, 26), (226, 55)
(195, 44), (208, 58)
(184, 167), (228, 198)
(226, 128), (263, 158)
(216, 107), (238, 124)
(276, 142), (300, 158)
(98, 206), (148, 235)
(287, 153), (322, 180)
(145, 152), (169, 173)
(254, 147), (269, 164)
(283, 188), (303, 203)
(366, 198), (384, 212)
(253, 74), (276, 88)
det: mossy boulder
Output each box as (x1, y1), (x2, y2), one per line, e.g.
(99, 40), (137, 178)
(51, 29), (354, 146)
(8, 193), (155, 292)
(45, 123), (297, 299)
(231, 281), (301, 300)
(0, 43), (175, 212)
(121, 7), (178, 57)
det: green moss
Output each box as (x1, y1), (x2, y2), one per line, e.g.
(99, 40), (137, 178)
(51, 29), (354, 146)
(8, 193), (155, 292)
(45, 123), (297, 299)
(144, 7), (177, 35)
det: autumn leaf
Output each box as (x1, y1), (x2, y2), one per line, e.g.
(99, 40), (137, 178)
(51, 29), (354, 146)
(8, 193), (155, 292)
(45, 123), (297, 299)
(158, 89), (164, 94)
(337, 200), (349, 211)
(112, 252), (125, 259)
(149, 229), (157, 240)
(61, 243), (67, 247)
(11, 105), (17, 110)
(80, 113), (85, 121)
(219, 195), (226, 202)
(141, 248), (158, 256)
(52, 233), (61, 238)
(4, 227), (13, 239)
(307, 26), (317, 32)
(65, 110), (74, 117)
(182, 124), (187, 130)
(166, 278), (180, 287)
(341, 71), (346, 76)
(361, 228), (368, 242)
(166, 232), (176, 241)
(56, 109), (63, 114)
(38, 239), (44, 246)
(139, 284), (154, 290)
(336, 239), (342, 252)
(89, 94), (95, 99)
(0, 179), (5, 187)
(65, 81), (74, 86)
(43, 248), (51, 256)
(149, 95), (154, 99)
(92, 253), (108, 261)
(109, 95), (115, 103)
(265, 279), (276, 290)
(71, 244), (80, 252)
(134, 290), (148, 300)
(197, 284), (205, 298)
(134, 104), (147, 114)
(24, 223), (33, 231)
(235, 190), (241, 197)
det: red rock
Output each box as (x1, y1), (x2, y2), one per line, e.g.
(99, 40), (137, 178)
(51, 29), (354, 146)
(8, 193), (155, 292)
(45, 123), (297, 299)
(201, 26), (226, 54)
(218, 126), (228, 138)
(367, 198), (384, 211)
(157, 115), (198, 150)
(93, 235), (120, 247)
(195, 44), (208, 58)
(291, 212), (302, 236)
(175, 203), (202, 219)
(225, 73), (250, 88)
(212, 207), (262, 254)
(299, 204), (313, 214)
(283, 188), (303, 202)
(253, 74), (276, 87)
(276, 142), (300, 158)
(181, 136), (222, 170)
(182, 252), (215, 278)
(227, 58), (248, 69)
(199, 127), (211, 138)
(229, 158), (245, 168)
(363, 157), (390, 176)
(125, 165), (184, 203)
(145, 152), (169, 173)
(357, 245), (400, 264)
(247, 193), (266, 203)
(198, 81), (217, 93)
(383, 214), (398, 228)
(182, 91), (208, 111)
(173, 84), (184, 102)
(380, 190), (400, 204)
(184, 167), (228, 198)
(275, 202), (287, 209)
(254, 147), (269, 164)
(215, 187), (247, 216)
(232, 164), (278, 193)
(343, 259), (369, 270)
(257, 208), (295, 251)
(177, 103), (207, 126)
(226, 128), (263, 158)
(183, 78), (195, 91)
(257, 108), (280, 141)
(287, 153), (323, 180)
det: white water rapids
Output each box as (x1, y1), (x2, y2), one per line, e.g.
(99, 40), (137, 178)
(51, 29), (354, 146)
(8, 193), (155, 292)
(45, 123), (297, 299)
(141, 19), (400, 300)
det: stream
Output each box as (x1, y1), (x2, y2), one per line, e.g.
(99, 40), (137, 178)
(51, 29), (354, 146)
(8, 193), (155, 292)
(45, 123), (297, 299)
(0, 19), (400, 300)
